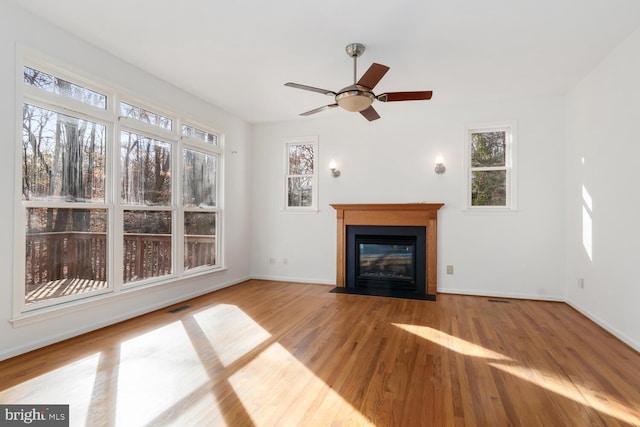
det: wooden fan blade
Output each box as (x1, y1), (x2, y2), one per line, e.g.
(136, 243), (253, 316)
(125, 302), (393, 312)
(377, 91), (433, 102)
(285, 82), (336, 96)
(300, 104), (339, 116)
(357, 63), (390, 90)
(359, 106), (380, 121)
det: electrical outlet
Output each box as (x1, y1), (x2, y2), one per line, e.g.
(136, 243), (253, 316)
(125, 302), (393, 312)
(578, 278), (584, 289)
(446, 265), (454, 275)
(269, 257), (276, 265)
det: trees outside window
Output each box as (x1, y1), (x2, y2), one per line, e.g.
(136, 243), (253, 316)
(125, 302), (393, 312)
(284, 137), (317, 211)
(22, 102), (109, 305)
(466, 124), (516, 210)
(120, 131), (172, 206)
(120, 131), (173, 284)
(182, 147), (217, 270)
(17, 61), (222, 314)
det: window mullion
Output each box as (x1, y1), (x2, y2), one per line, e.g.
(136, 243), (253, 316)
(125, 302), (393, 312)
(470, 166), (508, 172)
(112, 114), (124, 292)
(175, 137), (184, 277)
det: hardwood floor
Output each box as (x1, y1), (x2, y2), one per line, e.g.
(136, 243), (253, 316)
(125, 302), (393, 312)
(1, 280), (640, 426)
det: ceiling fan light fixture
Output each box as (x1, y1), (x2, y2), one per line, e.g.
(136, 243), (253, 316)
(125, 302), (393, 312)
(335, 87), (375, 112)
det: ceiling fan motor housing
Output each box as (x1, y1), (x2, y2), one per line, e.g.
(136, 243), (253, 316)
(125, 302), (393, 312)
(345, 42), (365, 58)
(336, 84), (374, 112)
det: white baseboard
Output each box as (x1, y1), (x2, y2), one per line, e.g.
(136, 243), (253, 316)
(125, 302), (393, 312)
(565, 299), (640, 354)
(437, 287), (564, 302)
(441, 289), (639, 353)
(250, 274), (335, 286)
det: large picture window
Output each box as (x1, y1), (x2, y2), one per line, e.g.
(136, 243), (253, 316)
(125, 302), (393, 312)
(17, 60), (222, 315)
(465, 124), (516, 210)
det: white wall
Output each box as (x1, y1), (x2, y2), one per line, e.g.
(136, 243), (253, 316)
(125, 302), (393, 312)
(565, 26), (640, 352)
(251, 97), (566, 300)
(0, 3), (252, 360)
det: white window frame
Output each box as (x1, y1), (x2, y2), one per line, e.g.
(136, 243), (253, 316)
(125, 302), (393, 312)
(118, 125), (178, 287)
(463, 122), (517, 212)
(13, 51), (224, 321)
(283, 136), (318, 212)
(119, 98), (176, 135)
(180, 120), (223, 274)
(17, 59), (117, 316)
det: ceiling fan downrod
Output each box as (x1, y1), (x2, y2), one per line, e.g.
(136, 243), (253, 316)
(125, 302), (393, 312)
(345, 42), (365, 84)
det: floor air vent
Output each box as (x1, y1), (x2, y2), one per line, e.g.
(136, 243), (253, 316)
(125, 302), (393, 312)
(488, 299), (511, 304)
(167, 305), (191, 313)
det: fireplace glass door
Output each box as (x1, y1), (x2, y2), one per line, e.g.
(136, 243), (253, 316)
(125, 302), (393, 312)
(356, 236), (417, 290)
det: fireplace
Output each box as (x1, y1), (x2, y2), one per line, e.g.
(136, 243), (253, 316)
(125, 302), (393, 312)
(347, 226), (426, 294)
(331, 203), (443, 298)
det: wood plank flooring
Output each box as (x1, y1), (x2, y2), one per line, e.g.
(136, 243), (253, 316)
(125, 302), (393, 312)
(1, 280), (640, 426)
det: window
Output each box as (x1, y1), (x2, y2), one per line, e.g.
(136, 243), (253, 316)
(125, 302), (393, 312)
(24, 66), (107, 109)
(465, 123), (516, 210)
(284, 137), (317, 211)
(181, 132), (219, 271)
(17, 61), (222, 315)
(182, 124), (218, 146)
(120, 101), (172, 130)
(22, 100), (110, 306)
(120, 130), (173, 284)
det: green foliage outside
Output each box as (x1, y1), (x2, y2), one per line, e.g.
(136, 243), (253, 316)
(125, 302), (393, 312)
(471, 131), (507, 206)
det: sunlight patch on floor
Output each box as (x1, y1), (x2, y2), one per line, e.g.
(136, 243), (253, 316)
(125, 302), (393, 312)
(229, 342), (374, 426)
(490, 362), (640, 426)
(116, 321), (210, 426)
(0, 353), (99, 426)
(158, 389), (225, 427)
(393, 323), (511, 361)
(395, 322), (640, 424)
(194, 304), (271, 367)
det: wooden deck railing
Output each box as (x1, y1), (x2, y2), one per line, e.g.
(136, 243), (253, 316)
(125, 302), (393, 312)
(184, 235), (217, 271)
(26, 232), (107, 289)
(122, 233), (172, 283)
(25, 232), (215, 289)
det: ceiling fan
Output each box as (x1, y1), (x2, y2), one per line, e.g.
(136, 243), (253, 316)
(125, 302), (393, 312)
(285, 42), (433, 121)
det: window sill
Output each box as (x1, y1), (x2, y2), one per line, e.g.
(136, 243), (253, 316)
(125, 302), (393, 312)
(462, 207), (519, 215)
(11, 267), (227, 328)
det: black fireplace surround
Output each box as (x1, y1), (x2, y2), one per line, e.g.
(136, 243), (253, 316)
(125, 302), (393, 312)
(346, 225), (426, 296)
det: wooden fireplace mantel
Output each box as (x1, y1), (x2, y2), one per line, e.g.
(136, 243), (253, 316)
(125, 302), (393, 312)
(331, 203), (444, 295)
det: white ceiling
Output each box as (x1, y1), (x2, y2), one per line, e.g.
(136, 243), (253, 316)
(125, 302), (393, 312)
(10, 0), (640, 123)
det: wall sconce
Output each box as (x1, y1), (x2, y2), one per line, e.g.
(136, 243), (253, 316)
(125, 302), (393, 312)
(434, 155), (446, 175)
(329, 160), (341, 177)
